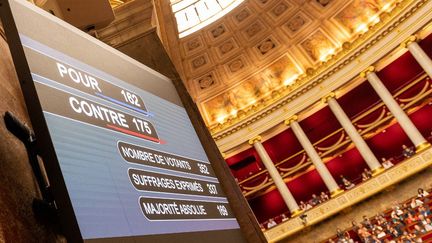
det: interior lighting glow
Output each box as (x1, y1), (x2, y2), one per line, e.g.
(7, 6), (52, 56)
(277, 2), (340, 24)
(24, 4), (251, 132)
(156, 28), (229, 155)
(355, 23), (369, 33)
(283, 74), (299, 86)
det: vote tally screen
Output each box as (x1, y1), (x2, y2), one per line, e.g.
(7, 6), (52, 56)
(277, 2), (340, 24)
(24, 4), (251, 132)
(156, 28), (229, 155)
(2, 0), (242, 242)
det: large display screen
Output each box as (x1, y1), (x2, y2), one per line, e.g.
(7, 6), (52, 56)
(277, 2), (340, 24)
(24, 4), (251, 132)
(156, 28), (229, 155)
(0, 0), (245, 242)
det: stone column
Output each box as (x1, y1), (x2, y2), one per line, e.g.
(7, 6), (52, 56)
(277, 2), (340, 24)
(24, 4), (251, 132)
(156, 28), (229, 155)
(323, 93), (384, 175)
(249, 136), (302, 216)
(360, 66), (430, 152)
(401, 35), (432, 78)
(285, 116), (344, 197)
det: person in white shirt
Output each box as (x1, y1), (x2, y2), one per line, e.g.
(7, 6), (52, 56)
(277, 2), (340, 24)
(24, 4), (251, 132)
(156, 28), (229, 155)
(266, 218), (277, 228)
(340, 175), (355, 190)
(281, 213), (289, 222)
(299, 201), (312, 211)
(418, 188), (429, 198)
(410, 198), (423, 208)
(381, 157), (394, 169)
(424, 218), (432, 231)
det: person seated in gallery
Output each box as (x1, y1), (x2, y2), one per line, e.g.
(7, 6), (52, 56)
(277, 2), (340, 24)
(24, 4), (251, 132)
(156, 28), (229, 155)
(340, 175), (355, 190)
(375, 214), (388, 228)
(266, 218), (277, 228)
(405, 212), (418, 224)
(393, 220), (405, 236)
(280, 213), (289, 222)
(386, 224), (401, 238)
(364, 168), (372, 178)
(372, 224), (386, 239)
(402, 201), (416, 216)
(418, 205), (431, 217)
(390, 206), (404, 224)
(320, 191), (330, 202)
(410, 198), (424, 209)
(412, 224), (426, 236)
(335, 228), (344, 239)
(423, 218), (432, 231)
(351, 221), (360, 233)
(361, 215), (373, 230)
(381, 157), (394, 169)
(417, 188), (430, 198)
(404, 230), (423, 243)
(361, 170), (371, 182)
(418, 215), (429, 227)
(335, 228), (354, 243)
(310, 194), (322, 206)
(402, 144), (415, 158)
(370, 235), (382, 243)
(357, 224), (372, 242)
(299, 201), (312, 211)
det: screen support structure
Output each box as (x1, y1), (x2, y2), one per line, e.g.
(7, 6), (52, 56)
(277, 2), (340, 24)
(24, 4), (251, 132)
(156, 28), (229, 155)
(3, 111), (59, 225)
(0, 1), (83, 241)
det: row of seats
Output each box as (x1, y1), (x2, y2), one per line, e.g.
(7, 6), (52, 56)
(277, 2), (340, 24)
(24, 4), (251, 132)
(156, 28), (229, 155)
(324, 188), (432, 243)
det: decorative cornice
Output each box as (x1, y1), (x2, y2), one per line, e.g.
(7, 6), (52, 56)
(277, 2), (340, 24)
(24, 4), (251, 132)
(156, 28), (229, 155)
(400, 35), (418, 48)
(321, 92), (336, 104)
(211, 0), (426, 141)
(359, 66), (376, 78)
(248, 135), (262, 145)
(284, 115), (298, 126)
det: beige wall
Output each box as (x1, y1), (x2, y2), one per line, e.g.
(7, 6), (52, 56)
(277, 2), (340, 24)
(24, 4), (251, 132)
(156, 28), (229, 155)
(0, 28), (60, 242)
(281, 167), (432, 243)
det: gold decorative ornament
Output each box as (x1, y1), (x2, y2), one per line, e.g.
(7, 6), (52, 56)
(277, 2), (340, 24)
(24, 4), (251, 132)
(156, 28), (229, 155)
(372, 166), (385, 176)
(359, 66), (376, 78)
(321, 92), (336, 104)
(416, 141), (431, 153)
(248, 135), (262, 145)
(284, 115), (298, 126)
(330, 188), (344, 198)
(400, 35), (418, 48)
(290, 208), (304, 218)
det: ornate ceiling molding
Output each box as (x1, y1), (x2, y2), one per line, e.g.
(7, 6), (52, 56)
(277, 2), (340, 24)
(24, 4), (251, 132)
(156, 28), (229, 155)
(184, 0), (404, 128)
(214, 0), (431, 152)
(211, 0), (417, 134)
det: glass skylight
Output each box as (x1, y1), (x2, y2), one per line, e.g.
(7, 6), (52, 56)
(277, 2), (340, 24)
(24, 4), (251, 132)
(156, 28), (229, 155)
(171, 0), (244, 38)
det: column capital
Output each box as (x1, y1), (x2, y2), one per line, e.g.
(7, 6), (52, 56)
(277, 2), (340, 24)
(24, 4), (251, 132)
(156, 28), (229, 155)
(248, 135), (262, 145)
(400, 35), (418, 48)
(284, 115), (298, 126)
(360, 66), (376, 78)
(321, 92), (336, 104)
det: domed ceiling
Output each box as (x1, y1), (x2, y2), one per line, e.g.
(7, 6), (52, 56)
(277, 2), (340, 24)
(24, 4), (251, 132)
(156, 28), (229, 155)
(99, 0), (405, 137)
(159, 0), (400, 130)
